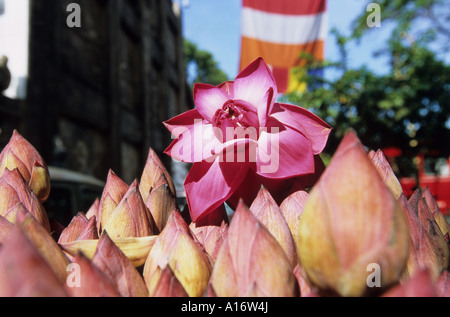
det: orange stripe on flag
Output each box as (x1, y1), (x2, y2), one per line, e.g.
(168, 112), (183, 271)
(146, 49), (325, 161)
(239, 36), (324, 71)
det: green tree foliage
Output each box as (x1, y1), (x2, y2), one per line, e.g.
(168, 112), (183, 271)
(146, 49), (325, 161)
(282, 0), (450, 177)
(184, 39), (229, 87)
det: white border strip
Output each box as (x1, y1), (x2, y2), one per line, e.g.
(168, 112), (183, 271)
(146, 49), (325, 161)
(241, 7), (327, 45)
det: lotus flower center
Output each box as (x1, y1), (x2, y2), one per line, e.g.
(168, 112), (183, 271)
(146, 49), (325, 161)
(213, 100), (259, 134)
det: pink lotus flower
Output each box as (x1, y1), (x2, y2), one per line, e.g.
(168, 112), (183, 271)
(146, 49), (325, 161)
(164, 57), (331, 223)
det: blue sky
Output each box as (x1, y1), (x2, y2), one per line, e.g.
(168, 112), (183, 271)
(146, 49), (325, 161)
(181, 0), (394, 81)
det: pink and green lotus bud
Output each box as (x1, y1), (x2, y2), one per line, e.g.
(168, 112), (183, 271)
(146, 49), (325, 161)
(209, 201), (298, 297)
(0, 168), (50, 232)
(92, 232), (148, 297)
(0, 225), (67, 296)
(145, 174), (178, 232)
(189, 221), (228, 262)
(85, 197), (100, 220)
(58, 212), (98, 244)
(297, 130), (410, 297)
(66, 252), (120, 297)
(139, 148), (175, 202)
(280, 190), (309, 252)
(368, 149), (403, 199)
(102, 179), (158, 238)
(383, 270), (437, 297)
(422, 187), (450, 238)
(436, 270), (450, 297)
(98, 170), (129, 233)
(250, 186), (298, 268)
(143, 210), (212, 297)
(0, 130), (50, 202)
(15, 211), (70, 284)
(150, 266), (189, 297)
(0, 215), (13, 243)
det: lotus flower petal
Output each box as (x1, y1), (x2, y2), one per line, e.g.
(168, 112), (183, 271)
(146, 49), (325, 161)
(60, 235), (158, 267)
(92, 233), (148, 297)
(184, 158), (251, 222)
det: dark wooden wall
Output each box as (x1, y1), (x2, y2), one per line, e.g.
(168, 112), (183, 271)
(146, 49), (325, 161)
(0, 0), (192, 184)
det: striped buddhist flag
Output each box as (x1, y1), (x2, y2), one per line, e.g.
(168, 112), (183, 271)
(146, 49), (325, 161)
(239, 0), (327, 93)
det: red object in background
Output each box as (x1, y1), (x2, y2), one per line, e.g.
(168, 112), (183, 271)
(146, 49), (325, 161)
(399, 154), (450, 216)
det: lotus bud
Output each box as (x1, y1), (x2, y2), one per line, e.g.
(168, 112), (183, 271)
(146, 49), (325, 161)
(98, 169), (129, 233)
(145, 174), (178, 232)
(436, 271), (450, 297)
(209, 201), (298, 297)
(409, 189), (449, 276)
(85, 197), (100, 220)
(143, 210), (212, 297)
(150, 266), (189, 297)
(1, 201), (28, 224)
(250, 186), (298, 268)
(398, 194), (424, 280)
(280, 190), (309, 252)
(102, 179), (158, 238)
(16, 211), (70, 284)
(58, 212), (98, 244)
(422, 187), (450, 238)
(0, 130), (50, 202)
(189, 221), (228, 262)
(139, 148), (175, 202)
(0, 215), (13, 243)
(383, 270), (437, 297)
(0, 168), (50, 232)
(66, 252), (120, 297)
(399, 193), (448, 282)
(0, 225), (67, 296)
(368, 149), (403, 199)
(59, 235), (157, 267)
(297, 130), (410, 297)
(293, 264), (318, 297)
(92, 232), (148, 297)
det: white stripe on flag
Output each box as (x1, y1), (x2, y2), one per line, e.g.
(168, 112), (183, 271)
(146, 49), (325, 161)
(241, 7), (327, 45)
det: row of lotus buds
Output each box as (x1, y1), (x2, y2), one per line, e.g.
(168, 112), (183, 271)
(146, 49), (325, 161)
(0, 129), (449, 296)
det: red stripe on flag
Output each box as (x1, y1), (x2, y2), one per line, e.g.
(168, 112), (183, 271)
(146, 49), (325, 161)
(243, 0), (326, 16)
